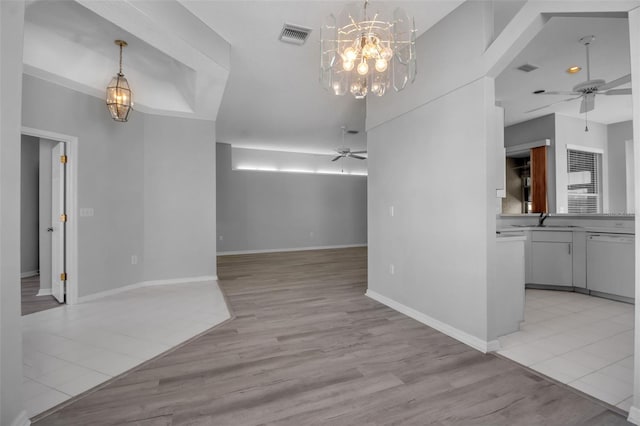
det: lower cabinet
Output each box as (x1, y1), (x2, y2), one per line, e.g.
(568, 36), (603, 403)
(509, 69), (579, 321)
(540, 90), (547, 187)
(530, 231), (573, 286)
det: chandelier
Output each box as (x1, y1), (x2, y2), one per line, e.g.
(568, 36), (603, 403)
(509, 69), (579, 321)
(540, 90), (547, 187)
(106, 40), (133, 122)
(320, 0), (416, 99)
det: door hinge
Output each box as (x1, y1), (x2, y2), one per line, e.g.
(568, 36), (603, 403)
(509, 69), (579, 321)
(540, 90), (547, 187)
(60, 155), (68, 164)
(60, 272), (67, 281)
(60, 214), (67, 222)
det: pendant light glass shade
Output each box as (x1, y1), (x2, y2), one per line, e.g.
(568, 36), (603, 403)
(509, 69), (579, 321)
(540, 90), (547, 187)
(106, 40), (133, 122)
(320, 0), (417, 99)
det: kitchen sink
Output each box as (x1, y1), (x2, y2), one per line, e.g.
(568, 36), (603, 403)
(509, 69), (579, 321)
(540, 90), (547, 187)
(538, 225), (580, 228)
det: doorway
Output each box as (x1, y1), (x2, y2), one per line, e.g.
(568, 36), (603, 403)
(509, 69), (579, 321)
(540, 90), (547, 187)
(20, 135), (68, 314)
(21, 127), (79, 306)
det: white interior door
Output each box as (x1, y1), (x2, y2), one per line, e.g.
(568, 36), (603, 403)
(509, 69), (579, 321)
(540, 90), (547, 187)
(51, 142), (66, 303)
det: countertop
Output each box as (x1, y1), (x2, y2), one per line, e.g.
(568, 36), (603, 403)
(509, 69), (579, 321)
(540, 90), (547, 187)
(497, 225), (635, 235)
(496, 235), (527, 242)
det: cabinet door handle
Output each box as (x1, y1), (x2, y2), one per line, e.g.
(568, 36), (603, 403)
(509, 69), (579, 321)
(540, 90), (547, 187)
(568, 243), (571, 255)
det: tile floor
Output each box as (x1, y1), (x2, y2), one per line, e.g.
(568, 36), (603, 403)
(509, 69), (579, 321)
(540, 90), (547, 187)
(22, 281), (230, 418)
(498, 289), (634, 412)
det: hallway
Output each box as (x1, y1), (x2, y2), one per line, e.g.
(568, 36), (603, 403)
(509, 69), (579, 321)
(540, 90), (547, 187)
(35, 248), (629, 425)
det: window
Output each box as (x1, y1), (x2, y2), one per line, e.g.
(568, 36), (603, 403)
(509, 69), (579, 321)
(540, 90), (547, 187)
(567, 149), (602, 214)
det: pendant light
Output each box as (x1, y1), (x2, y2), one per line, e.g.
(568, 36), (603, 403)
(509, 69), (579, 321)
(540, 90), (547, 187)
(106, 40), (133, 122)
(320, 0), (417, 99)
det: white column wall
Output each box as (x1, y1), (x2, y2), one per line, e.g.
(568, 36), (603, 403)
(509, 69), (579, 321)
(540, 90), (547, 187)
(628, 7), (640, 425)
(0, 1), (29, 425)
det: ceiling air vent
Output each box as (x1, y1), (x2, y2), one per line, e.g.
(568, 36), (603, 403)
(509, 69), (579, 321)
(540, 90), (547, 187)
(517, 63), (539, 72)
(279, 23), (312, 46)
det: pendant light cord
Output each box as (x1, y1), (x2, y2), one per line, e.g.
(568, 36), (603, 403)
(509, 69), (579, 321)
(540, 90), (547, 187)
(119, 43), (124, 76)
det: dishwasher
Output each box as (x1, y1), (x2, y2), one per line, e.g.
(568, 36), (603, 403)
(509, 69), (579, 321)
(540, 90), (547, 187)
(586, 233), (635, 300)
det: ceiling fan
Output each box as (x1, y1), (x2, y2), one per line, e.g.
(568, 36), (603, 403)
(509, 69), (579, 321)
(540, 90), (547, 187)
(331, 147), (367, 161)
(331, 126), (367, 161)
(528, 35), (632, 114)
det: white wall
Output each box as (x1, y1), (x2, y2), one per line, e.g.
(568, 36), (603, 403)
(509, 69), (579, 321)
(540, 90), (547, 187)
(0, 1), (28, 425)
(366, 1), (492, 130)
(21, 134), (39, 275)
(144, 115), (217, 281)
(217, 143), (367, 253)
(38, 138), (57, 293)
(554, 114), (608, 214)
(366, 1), (496, 348)
(22, 75), (217, 296)
(628, 8), (640, 423)
(22, 74), (146, 297)
(232, 147), (368, 176)
(608, 120), (633, 213)
(368, 77), (494, 345)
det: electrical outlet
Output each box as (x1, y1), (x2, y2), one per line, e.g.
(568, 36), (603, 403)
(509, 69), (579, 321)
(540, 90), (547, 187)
(389, 264), (395, 275)
(131, 255), (138, 265)
(219, 235), (224, 241)
(309, 231), (314, 238)
(390, 206), (395, 217)
(80, 207), (94, 217)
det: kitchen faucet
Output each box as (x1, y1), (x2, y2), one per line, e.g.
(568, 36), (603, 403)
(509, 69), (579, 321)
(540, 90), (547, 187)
(538, 212), (549, 227)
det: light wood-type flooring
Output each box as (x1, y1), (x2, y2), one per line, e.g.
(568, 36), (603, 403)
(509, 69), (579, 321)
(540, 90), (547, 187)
(22, 275), (63, 316)
(34, 247), (630, 425)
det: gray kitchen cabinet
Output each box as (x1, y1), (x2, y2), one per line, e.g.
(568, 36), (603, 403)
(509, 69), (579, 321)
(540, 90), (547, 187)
(530, 231), (573, 286)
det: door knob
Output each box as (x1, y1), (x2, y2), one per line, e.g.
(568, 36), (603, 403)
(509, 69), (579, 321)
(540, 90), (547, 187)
(47, 227), (54, 232)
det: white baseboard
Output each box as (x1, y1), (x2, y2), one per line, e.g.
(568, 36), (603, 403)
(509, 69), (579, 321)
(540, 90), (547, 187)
(366, 289), (495, 354)
(36, 288), (53, 296)
(218, 244), (367, 256)
(486, 339), (501, 352)
(21, 270), (38, 278)
(628, 406), (640, 425)
(79, 275), (218, 303)
(10, 410), (30, 426)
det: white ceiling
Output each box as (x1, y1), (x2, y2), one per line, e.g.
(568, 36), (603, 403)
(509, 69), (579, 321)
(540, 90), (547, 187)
(496, 16), (632, 127)
(22, 0), (462, 155)
(24, 0), (230, 120)
(178, 1), (463, 154)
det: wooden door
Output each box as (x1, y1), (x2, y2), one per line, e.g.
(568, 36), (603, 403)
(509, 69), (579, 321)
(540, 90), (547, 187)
(530, 146), (547, 213)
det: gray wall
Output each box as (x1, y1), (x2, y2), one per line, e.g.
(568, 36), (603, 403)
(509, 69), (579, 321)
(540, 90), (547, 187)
(504, 114), (556, 212)
(22, 75), (216, 297)
(554, 115), (608, 214)
(20, 135), (39, 274)
(366, 1), (495, 344)
(217, 143), (367, 253)
(607, 120), (633, 213)
(1, 2), (27, 424)
(38, 138), (57, 293)
(144, 115), (216, 280)
(22, 74), (145, 297)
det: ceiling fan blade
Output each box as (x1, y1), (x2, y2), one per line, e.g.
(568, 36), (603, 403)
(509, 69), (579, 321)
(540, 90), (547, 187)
(350, 150), (367, 154)
(331, 155), (342, 162)
(538, 91), (579, 96)
(580, 93), (595, 114)
(604, 88), (632, 96)
(599, 74), (631, 90)
(524, 95), (582, 113)
(349, 154), (367, 160)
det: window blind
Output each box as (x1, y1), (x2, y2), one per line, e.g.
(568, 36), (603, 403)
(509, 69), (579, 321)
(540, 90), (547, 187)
(567, 149), (602, 214)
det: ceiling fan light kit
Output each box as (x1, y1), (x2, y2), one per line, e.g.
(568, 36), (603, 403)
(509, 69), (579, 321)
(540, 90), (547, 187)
(528, 34), (631, 124)
(320, 0), (417, 99)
